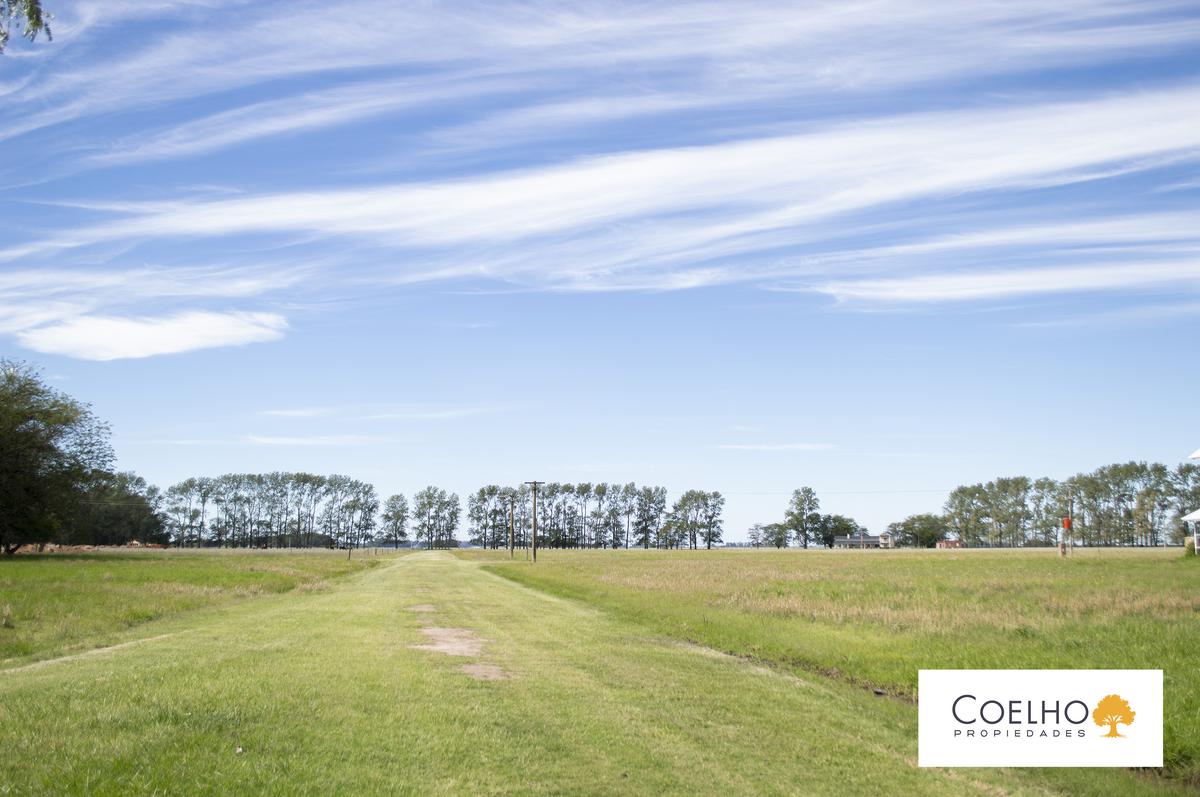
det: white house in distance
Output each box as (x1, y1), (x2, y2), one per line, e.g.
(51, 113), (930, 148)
(833, 531), (894, 549)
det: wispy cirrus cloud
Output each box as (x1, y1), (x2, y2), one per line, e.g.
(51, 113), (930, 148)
(85, 74), (531, 166)
(9, 0), (1198, 155)
(816, 261), (1200, 303)
(3, 0), (1199, 370)
(10, 83), (1200, 299)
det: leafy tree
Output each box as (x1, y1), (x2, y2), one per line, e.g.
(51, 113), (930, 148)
(762, 522), (789, 549)
(747, 523), (763, 548)
(944, 484), (987, 547)
(886, 513), (947, 548)
(380, 493), (409, 548)
(700, 491), (725, 549)
(784, 487), (820, 548)
(67, 472), (166, 546)
(0, 360), (113, 555)
(633, 486), (666, 548)
(413, 486), (460, 549)
(618, 482), (637, 548)
(1, 0), (49, 52)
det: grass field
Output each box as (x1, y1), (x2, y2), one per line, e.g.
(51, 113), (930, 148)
(0, 549), (387, 665)
(0, 548), (1194, 795)
(475, 547), (1200, 786)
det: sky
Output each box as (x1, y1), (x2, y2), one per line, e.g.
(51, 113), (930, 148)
(2, 0), (1199, 538)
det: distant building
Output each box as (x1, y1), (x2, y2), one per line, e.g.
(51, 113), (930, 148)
(1188, 448), (1200, 553)
(1183, 508), (1200, 550)
(936, 539), (963, 549)
(833, 531), (893, 549)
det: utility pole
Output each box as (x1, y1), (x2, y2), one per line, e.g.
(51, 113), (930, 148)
(1060, 490), (1074, 558)
(508, 499), (515, 559)
(525, 481), (544, 562)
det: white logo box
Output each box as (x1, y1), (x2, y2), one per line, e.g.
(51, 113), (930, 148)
(918, 669), (1162, 767)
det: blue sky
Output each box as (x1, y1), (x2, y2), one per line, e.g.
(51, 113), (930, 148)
(3, 1), (1199, 537)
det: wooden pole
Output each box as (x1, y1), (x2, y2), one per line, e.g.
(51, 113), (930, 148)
(508, 501), (515, 559)
(525, 481), (544, 562)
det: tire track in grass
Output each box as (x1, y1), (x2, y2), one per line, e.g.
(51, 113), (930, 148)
(2, 632), (181, 673)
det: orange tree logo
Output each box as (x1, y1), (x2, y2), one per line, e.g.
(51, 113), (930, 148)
(1093, 694), (1135, 738)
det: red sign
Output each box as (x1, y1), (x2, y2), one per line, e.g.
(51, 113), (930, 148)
(1062, 518), (1072, 530)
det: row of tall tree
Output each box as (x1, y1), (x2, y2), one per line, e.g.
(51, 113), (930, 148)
(465, 483), (726, 550)
(162, 473), (379, 550)
(463, 482), (724, 552)
(937, 462), (1200, 547)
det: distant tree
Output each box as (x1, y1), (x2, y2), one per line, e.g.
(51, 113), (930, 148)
(747, 523), (764, 548)
(411, 487), (460, 548)
(67, 471), (166, 546)
(1092, 694), (1135, 738)
(784, 487), (820, 548)
(1171, 463), (1200, 545)
(944, 484), (987, 547)
(700, 491), (725, 549)
(1, 0), (50, 53)
(762, 522), (789, 549)
(1028, 477), (1068, 546)
(886, 513), (948, 548)
(0, 360), (113, 555)
(633, 486), (667, 548)
(618, 482), (637, 548)
(380, 493), (409, 548)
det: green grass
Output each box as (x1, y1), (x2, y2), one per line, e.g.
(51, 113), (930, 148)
(0, 549), (1193, 794)
(0, 548), (388, 665)
(474, 547), (1200, 787)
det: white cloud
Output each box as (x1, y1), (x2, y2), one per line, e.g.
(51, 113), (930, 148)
(817, 262), (1200, 303)
(16, 311), (288, 360)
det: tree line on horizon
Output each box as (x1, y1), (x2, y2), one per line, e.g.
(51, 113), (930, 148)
(748, 463), (1200, 549)
(4, 359), (1198, 553)
(932, 462), (1200, 548)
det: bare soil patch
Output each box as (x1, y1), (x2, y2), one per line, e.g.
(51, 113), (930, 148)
(410, 627), (485, 657)
(459, 663), (508, 680)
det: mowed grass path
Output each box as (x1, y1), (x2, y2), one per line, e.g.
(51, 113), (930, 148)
(477, 547), (1199, 788)
(0, 549), (386, 665)
(2, 552), (1182, 795)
